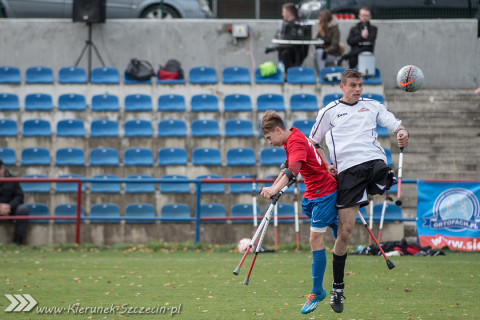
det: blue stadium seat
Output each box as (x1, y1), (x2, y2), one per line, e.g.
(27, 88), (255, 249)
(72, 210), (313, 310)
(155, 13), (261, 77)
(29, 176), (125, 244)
(222, 66), (250, 84)
(25, 66), (53, 84)
(26, 203), (49, 223)
(362, 93), (384, 104)
(124, 70), (152, 84)
(124, 94), (153, 111)
(125, 203), (156, 223)
(58, 93), (86, 111)
(323, 93), (342, 107)
(191, 119), (220, 137)
(90, 66), (120, 84)
(192, 148), (222, 166)
(160, 175), (190, 194)
(386, 184), (398, 195)
(0, 66), (21, 84)
(55, 148), (85, 166)
(200, 203), (226, 223)
(125, 174), (155, 194)
(157, 148), (187, 166)
(161, 203), (191, 223)
(0, 147), (15, 165)
(197, 174), (224, 193)
(89, 148), (119, 166)
(90, 119), (119, 137)
(224, 94), (252, 112)
(21, 147), (50, 165)
(229, 174), (258, 194)
(56, 119), (85, 137)
(158, 94), (186, 111)
(287, 66), (316, 84)
(363, 68), (382, 85)
(231, 203), (261, 224)
(22, 119), (51, 137)
(0, 119), (17, 136)
(189, 66), (218, 84)
(90, 175), (121, 193)
(384, 148), (394, 166)
(25, 93), (53, 111)
(225, 119), (254, 137)
(124, 147), (153, 166)
(290, 93), (318, 111)
(91, 93), (119, 111)
(264, 175), (294, 194)
(376, 124), (389, 138)
(124, 119), (153, 137)
(54, 203), (84, 223)
(0, 93), (19, 111)
(260, 147), (286, 166)
(226, 148), (256, 166)
(55, 174), (85, 193)
(157, 119), (186, 137)
(89, 203), (121, 223)
(58, 66), (87, 84)
(191, 94), (219, 112)
(257, 93), (285, 111)
(372, 203), (403, 223)
(292, 119), (315, 136)
(277, 202), (295, 223)
(20, 174), (50, 193)
(319, 66), (345, 84)
(254, 67), (283, 84)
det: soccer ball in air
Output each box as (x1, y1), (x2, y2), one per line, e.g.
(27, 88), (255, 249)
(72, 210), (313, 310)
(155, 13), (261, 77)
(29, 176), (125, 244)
(396, 65), (424, 92)
(237, 238), (254, 253)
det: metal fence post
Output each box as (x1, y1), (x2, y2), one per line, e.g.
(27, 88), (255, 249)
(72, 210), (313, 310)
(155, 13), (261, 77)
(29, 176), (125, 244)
(194, 180), (202, 243)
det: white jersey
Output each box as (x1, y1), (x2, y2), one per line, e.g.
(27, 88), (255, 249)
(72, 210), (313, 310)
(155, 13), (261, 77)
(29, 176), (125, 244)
(310, 97), (401, 173)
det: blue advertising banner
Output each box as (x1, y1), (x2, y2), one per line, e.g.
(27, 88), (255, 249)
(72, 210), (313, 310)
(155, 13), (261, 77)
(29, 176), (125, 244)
(416, 181), (480, 251)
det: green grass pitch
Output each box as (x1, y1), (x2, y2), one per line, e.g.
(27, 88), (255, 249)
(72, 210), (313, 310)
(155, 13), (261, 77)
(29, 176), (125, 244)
(1, 243), (479, 319)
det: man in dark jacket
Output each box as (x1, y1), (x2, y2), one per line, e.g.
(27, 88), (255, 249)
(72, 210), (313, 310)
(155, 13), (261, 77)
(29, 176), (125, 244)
(0, 159), (29, 245)
(341, 7), (377, 68)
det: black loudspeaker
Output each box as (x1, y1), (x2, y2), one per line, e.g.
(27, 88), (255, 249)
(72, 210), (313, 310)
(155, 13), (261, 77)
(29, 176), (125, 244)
(73, 0), (106, 23)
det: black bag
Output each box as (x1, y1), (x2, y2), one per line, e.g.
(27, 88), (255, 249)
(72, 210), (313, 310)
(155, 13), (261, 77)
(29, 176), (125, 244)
(126, 58), (155, 81)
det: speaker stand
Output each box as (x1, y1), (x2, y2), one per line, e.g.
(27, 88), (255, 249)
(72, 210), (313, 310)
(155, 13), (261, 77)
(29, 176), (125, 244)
(74, 23), (106, 81)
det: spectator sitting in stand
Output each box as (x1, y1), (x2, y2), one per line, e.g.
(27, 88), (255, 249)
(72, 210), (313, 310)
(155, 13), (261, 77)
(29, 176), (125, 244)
(0, 159), (29, 245)
(314, 9), (343, 73)
(339, 7), (377, 68)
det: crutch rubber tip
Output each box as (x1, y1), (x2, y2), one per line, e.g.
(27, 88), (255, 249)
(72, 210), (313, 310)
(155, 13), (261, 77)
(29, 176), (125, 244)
(395, 199), (402, 206)
(243, 278), (250, 285)
(233, 267), (240, 276)
(386, 260), (395, 269)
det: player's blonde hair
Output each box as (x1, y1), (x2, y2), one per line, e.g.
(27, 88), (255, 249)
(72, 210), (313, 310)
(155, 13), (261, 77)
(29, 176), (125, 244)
(261, 110), (286, 135)
(341, 69), (363, 84)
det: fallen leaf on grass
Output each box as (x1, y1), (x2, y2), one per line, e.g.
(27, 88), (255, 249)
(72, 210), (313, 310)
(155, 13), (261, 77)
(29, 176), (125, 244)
(404, 288), (412, 292)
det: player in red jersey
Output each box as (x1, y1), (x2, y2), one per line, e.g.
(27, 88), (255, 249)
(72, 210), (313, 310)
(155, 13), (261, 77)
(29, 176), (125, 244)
(260, 110), (338, 314)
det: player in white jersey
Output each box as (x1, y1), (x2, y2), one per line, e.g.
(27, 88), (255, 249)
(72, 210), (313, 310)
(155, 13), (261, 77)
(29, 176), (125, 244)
(309, 69), (409, 313)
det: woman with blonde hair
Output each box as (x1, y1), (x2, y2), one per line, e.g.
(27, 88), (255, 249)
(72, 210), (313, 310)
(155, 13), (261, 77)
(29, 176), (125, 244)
(314, 10), (343, 72)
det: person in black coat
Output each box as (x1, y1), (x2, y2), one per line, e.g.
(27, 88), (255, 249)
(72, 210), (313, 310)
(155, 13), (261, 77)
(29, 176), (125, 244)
(0, 159), (29, 245)
(341, 7), (377, 69)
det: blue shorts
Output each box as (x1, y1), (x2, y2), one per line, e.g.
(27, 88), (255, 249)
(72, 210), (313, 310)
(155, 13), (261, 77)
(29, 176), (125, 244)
(301, 191), (338, 233)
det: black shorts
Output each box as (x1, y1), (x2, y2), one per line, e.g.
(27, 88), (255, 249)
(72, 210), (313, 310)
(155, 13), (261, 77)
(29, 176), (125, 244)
(336, 160), (397, 209)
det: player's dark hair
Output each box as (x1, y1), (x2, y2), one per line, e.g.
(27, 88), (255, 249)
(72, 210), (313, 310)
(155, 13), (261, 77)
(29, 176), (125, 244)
(341, 69), (363, 84)
(261, 110), (286, 135)
(282, 2), (298, 18)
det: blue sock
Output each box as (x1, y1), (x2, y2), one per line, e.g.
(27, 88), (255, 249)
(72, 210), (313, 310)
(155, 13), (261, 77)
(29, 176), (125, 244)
(311, 249), (326, 295)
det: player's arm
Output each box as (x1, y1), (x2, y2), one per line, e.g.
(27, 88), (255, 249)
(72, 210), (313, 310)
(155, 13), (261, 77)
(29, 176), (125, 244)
(309, 138), (338, 177)
(260, 162), (301, 199)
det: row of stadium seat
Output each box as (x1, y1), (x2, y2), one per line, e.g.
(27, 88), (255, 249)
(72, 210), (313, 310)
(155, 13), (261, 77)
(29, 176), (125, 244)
(0, 65), (382, 85)
(0, 118), (389, 138)
(0, 92), (384, 112)
(0, 146), (394, 167)
(19, 173), (286, 194)
(27, 201), (402, 224)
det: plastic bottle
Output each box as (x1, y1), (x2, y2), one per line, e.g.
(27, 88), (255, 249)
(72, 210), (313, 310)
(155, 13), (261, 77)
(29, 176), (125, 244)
(277, 61), (285, 75)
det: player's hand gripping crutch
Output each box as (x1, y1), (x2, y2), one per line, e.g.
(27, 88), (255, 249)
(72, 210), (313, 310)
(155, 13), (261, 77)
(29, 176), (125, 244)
(233, 177), (297, 284)
(357, 210), (395, 270)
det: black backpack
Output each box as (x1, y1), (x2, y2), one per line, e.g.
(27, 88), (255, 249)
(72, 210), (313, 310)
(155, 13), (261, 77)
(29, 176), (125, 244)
(126, 58), (155, 81)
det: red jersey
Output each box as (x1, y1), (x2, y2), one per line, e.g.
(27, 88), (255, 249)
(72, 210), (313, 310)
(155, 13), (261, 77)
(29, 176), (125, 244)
(284, 127), (337, 199)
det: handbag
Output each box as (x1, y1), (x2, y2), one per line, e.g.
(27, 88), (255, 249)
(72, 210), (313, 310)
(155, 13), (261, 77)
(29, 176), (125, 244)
(126, 58), (155, 81)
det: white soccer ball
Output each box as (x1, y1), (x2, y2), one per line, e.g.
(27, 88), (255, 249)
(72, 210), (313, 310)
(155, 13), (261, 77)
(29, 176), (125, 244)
(396, 65), (424, 92)
(237, 238), (254, 253)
